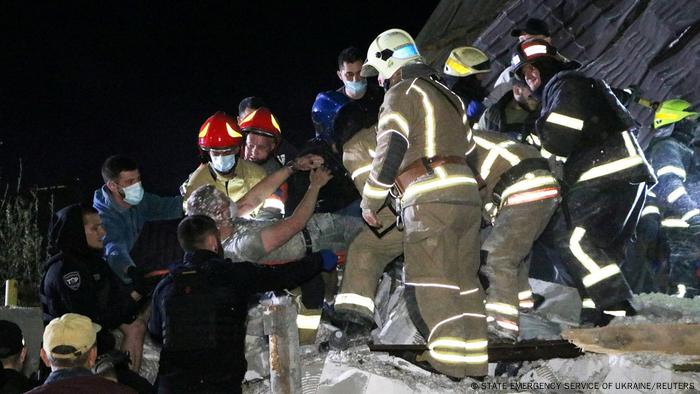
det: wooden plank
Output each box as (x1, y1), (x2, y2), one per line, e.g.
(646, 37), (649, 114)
(562, 323), (700, 355)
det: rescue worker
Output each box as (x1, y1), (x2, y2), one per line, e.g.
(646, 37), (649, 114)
(476, 79), (540, 142)
(471, 130), (560, 342)
(148, 215), (334, 393)
(511, 38), (655, 324)
(359, 29), (487, 378)
(443, 46), (492, 125)
(180, 111), (274, 217)
(239, 107), (288, 217)
(645, 99), (700, 297)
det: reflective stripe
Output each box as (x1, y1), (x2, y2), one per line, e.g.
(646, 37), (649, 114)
(621, 130), (637, 156)
(378, 112), (410, 136)
(262, 197), (286, 213)
(640, 205), (660, 217)
(602, 310), (626, 317)
(667, 186), (687, 203)
(519, 299), (534, 309)
(496, 319), (519, 332)
(523, 44), (548, 57)
(577, 156), (644, 182)
(429, 338), (488, 351)
(518, 290), (533, 301)
(351, 164), (373, 180)
(676, 284), (687, 298)
(428, 338), (489, 364)
(582, 264), (621, 288)
(428, 313), (487, 342)
(368, 148), (376, 158)
(546, 112), (584, 131)
(408, 83), (437, 157)
(362, 183), (390, 200)
(296, 314), (321, 330)
(405, 282), (460, 291)
(402, 175), (477, 201)
(446, 58), (471, 75)
(460, 287), (479, 296)
(368, 173), (394, 188)
(474, 136), (521, 179)
(683, 209), (700, 221)
(376, 129), (410, 146)
(657, 165), (687, 180)
(648, 190), (657, 198)
(429, 350), (489, 364)
(500, 175), (558, 203)
(335, 293), (375, 313)
(582, 299), (596, 309)
(485, 302), (518, 317)
(505, 187), (559, 206)
(661, 219), (690, 228)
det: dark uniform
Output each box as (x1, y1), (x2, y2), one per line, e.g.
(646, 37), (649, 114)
(40, 204), (139, 353)
(148, 249), (321, 394)
(476, 90), (539, 142)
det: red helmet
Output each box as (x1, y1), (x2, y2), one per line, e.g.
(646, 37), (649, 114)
(238, 107), (282, 139)
(198, 111), (244, 151)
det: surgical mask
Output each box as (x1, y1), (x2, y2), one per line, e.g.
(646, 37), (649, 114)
(121, 182), (144, 206)
(344, 79), (367, 97)
(210, 153), (236, 173)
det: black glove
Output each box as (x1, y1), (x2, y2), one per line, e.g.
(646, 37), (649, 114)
(126, 266), (151, 298)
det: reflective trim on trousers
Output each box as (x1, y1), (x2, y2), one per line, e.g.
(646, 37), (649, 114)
(296, 314), (321, 330)
(335, 293), (375, 313)
(428, 313), (487, 342)
(569, 227), (622, 288)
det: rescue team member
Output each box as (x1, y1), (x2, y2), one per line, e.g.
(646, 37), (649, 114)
(319, 93), (404, 333)
(511, 39), (656, 324)
(476, 78), (540, 143)
(645, 99), (700, 298)
(359, 29), (487, 378)
(40, 204), (147, 372)
(471, 130), (559, 342)
(442, 46), (491, 124)
(181, 111), (275, 218)
(148, 215), (334, 393)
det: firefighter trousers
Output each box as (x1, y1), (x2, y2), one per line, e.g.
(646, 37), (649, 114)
(402, 202), (488, 378)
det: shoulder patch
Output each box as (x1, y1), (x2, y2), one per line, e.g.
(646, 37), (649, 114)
(63, 272), (81, 291)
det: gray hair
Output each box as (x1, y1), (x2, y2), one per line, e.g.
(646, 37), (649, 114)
(186, 185), (235, 226)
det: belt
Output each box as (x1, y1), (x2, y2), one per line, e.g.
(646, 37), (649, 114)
(301, 228), (313, 256)
(395, 156), (467, 193)
(493, 158), (551, 198)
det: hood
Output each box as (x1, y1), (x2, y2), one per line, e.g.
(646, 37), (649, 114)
(93, 185), (124, 214)
(47, 204), (91, 259)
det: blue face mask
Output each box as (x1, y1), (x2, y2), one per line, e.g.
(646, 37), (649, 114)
(121, 182), (144, 206)
(210, 153), (236, 173)
(345, 79), (367, 97)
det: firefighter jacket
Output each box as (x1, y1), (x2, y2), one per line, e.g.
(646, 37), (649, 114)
(476, 91), (539, 142)
(360, 63), (479, 211)
(180, 160), (267, 214)
(471, 130), (558, 217)
(537, 71), (655, 189)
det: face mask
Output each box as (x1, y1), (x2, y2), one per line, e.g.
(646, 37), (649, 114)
(210, 153), (236, 173)
(121, 182), (144, 205)
(344, 79), (367, 96)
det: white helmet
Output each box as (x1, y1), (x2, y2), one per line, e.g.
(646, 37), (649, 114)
(443, 46), (491, 77)
(361, 28), (422, 79)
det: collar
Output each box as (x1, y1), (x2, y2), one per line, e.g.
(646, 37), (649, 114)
(44, 367), (93, 384)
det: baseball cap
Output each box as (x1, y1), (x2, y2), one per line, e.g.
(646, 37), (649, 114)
(511, 18), (550, 37)
(43, 313), (101, 359)
(0, 320), (24, 358)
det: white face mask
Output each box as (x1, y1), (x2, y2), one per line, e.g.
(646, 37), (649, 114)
(344, 79), (367, 97)
(210, 153), (236, 173)
(121, 182), (144, 205)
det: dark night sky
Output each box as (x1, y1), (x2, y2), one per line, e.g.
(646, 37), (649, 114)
(0, 1), (438, 199)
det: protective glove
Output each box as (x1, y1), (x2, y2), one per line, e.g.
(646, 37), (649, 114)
(126, 265), (151, 297)
(319, 249), (338, 272)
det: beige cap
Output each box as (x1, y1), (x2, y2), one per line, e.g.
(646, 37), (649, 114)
(43, 313), (101, 359)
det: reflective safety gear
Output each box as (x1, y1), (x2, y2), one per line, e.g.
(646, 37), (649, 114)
(121, 181), (144, 206)
(344, 79), (368, 97)
(238, 107), (282, 139)
(197, 111), (244, 151)
(361, 29), (422, 79)
(654, 99), (699, 129)
(510, 38), (565, 76)
(210, 153), (236, 173)
(443, 47), (491, 78)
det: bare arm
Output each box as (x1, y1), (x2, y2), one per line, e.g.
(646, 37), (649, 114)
(259, 167), (332, 253)
(236, 154), (325, 217)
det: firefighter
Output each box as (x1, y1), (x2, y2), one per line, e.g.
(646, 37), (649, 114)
(511, 39), (656, 325)
(239, 107), (288, 217)
(359, 29), (487, 378)
(180, 111), (270, 217)
(472, 130), (560, 342)
(645, 99), (700, 297)
(442, 46), (491, 125)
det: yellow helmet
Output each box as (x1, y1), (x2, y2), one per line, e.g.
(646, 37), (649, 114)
(443, 46), (491, 77)
(361, 29), (422, 79)
(654, 99), (699, 129)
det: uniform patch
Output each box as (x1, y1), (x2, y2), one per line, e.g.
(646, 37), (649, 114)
(63, 272), (81, 291)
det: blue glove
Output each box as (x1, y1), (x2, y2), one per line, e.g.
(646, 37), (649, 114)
(320, 250), (338, 272)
